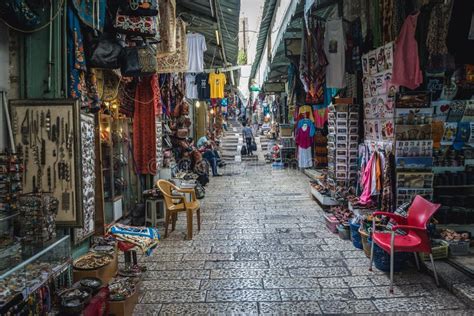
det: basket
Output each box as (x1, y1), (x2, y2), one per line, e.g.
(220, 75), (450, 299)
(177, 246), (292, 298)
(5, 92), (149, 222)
(338, 224), (351, 240)
(324, 213), (339, 233)
(350, 222), (363, 249)
(359, 228), (371, 258)
(418, 240), (449, 261)
(368, 237), (408, 272)
(448, 240), (470, 256)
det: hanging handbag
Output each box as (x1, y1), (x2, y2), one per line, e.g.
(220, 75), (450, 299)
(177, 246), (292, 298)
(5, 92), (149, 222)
(114, 14), (158, 37)
(88, 35), (123, 69)
(119, 0), (159, 16)
(137, 45), (157, 74)
(120, 47), (141, 77)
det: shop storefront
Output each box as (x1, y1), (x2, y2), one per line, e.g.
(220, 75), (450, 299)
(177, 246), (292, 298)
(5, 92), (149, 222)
(256, 0), (474, 279)
(0, 0), (239, 313)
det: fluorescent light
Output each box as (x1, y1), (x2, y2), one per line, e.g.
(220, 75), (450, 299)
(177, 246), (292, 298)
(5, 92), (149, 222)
(209, 0), (215, 17)
(215, 29), (220, 46)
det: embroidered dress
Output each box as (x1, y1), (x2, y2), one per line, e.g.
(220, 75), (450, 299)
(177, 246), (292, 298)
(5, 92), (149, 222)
(296, 126), (314, 169)
(133, 75), (161, 175)
(156, 19), (187, 73)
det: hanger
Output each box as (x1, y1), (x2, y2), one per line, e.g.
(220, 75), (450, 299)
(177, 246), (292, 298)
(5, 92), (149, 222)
(215, 68), (220, 74)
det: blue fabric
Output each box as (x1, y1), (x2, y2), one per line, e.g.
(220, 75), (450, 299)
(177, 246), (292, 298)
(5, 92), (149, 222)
(110, 225), (160, 240)
(197, 136), (208, 148)
(297, 118), (316, 137)
(221, 98), (228, 106)
(72, 0), (106, 31)
(325, 86), (338, 105)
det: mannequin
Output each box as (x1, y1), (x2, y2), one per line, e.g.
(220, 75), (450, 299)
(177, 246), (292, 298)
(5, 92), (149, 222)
(295, 114), (315, 169)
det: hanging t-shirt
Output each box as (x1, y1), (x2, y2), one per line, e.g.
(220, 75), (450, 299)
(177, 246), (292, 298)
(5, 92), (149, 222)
(185, 73), (198, 99)
(324, 19), (346, 88)
(186, 33), (207, 72)
(195, 73), (210, 100)
(209, 72), (226, 99)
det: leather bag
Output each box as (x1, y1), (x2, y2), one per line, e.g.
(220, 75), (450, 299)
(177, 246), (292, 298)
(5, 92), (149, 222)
(120, 45), (157, 77)
(88, 35), (122, 69)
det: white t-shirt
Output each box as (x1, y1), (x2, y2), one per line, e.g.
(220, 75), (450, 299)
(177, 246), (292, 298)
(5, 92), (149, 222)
(324, 19), (346, 88)
(187, 33), (207, 73)
(185, 73), (198, 99)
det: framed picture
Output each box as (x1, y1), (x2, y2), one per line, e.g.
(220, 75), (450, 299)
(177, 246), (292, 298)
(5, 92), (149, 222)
(10, 99), (83, 226)
(74, 114), (96, 243)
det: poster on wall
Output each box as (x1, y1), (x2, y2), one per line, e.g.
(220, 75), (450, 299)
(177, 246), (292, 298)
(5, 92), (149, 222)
(73, 114), (96, 243)
(9, 99), (84, 226)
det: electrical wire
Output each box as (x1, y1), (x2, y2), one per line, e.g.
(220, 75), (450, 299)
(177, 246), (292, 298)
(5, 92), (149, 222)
(0, 0), (65, 34)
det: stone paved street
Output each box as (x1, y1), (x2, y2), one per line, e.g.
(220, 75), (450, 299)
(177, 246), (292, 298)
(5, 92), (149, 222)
(132, 160), (472, 315)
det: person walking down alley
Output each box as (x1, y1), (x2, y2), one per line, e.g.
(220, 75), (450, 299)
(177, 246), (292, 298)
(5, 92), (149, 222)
(242, 122), (254, 156)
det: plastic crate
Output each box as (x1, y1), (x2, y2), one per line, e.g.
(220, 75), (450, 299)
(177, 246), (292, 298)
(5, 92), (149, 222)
(419, 240), (449, 261)
(324, 213), (339, 233)
(368, 237), (409, 272)
(448, 240), (470, 256)
(350, 222), (363, 249)
(338, 224), (350, 240)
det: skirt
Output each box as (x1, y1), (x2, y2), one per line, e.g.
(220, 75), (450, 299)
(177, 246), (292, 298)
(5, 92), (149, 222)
(298, 146), (313, 168)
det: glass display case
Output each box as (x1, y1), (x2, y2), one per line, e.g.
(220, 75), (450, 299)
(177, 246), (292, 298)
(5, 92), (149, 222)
(0, 235), (71, 307)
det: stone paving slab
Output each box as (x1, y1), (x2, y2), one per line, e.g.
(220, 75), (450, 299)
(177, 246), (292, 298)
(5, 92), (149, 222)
(134, 162), (470, 314)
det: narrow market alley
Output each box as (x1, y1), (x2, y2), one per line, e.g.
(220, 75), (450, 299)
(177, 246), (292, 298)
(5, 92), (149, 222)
(133, 136), (469, 314)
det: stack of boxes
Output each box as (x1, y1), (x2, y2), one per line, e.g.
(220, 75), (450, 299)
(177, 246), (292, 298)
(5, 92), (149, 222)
(327, 102), (359, 189)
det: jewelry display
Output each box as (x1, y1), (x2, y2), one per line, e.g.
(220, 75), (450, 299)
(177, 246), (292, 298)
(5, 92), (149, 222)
(108, 277), (137, 301)
(10, 100), (83, 226)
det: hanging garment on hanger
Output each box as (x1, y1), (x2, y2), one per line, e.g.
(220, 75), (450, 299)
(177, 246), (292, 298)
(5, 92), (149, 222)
(392, 11), (423, 90)
(209, 71), (226, 99)
(313, 104), (328, 129)
(324, 19), (346, 88)
(185, 73), (198, 99)
(359, 152), (375, 204)
(297, 118), (316, 137)
(298, 105), (315, 122)
(186, 32), (207, 72)
(381, 152), (395, 212)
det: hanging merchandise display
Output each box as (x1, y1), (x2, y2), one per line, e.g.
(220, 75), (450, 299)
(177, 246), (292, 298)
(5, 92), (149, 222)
(185, 73), (198, 99)
(9, 100), (84, 226)
(186, 32), (207, 73)
(324, 19), (346, 89)
(195, 72), (210, 100)
(296, 118), (315, 169)
(156, 18), (188, 73)
(157, 0), (177, 56)
(209, 71), (226, 99)
(391, 12), (423, 90)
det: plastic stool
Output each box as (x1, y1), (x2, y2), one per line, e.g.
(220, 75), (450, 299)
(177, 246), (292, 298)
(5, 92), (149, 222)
(145, 199), (165, 227)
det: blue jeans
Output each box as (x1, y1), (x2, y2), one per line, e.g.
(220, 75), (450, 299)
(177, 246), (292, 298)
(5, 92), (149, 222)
(202, 150), (218, 176)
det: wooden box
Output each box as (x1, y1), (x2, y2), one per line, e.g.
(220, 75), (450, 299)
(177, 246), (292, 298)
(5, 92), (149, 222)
(109, 289), (139, 316)
(73, 252), (118, 284)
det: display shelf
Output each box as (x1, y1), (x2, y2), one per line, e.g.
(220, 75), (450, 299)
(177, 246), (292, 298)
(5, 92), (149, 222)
(432, 166), (465, 173)
(434, 185), (474, 189)
(310, 185), (340, 206)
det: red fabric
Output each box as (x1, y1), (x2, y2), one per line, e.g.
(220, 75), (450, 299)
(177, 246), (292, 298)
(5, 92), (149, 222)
(359, 153), (375, 204)
(117, 241), (136, 252)
(392, 12), (423, 90)
(83, 287), (110, 316)
(295, 127), (312, 149)
(133, 75), (160, 174)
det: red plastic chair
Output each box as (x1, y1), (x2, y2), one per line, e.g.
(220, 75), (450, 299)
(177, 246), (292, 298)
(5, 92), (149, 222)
(369, 195), (441, 293)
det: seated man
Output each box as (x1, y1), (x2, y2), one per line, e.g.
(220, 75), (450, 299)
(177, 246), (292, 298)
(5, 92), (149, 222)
(201, 142), (222, 176)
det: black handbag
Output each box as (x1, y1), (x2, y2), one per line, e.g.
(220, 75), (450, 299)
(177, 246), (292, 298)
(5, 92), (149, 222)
(251, 140), (257, 152)
(119, 0), (158, 16)
(120, 47), (141, 77)
(240, 145), (248, 156)
(88, 35), (122, 69)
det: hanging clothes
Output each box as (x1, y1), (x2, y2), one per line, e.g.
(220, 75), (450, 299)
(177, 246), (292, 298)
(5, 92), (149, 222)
(324, 19), (346, 88)
(296, 124), (314, 169)
(426, 0), (453, 68)
(156, 19), (188, 73)
(381, 152), (395, 212)
(359, 152), (375, 204)
(157, 0), (177, 56)
(446, 0), (474, 64)
(133, 75), (161, 175)
(392, 12), (423, 90)
(297, 118), (316, 137)
(313, 104), (328, 129)
(307, 21), (328, 104)
(71, 0), (106, 31)
(209, 72), (226, 99)
(298, 105), (315, 122)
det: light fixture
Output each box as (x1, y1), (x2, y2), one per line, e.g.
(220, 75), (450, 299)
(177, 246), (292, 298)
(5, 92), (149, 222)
(215, 29), (220, 46)
(196, 102), (201, 108)
(209, 0), (215, 17)
(210, 108), (214, 114)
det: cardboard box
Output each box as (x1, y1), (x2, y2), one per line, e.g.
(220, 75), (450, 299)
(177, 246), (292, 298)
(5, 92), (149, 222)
(109, 288), (139, 316)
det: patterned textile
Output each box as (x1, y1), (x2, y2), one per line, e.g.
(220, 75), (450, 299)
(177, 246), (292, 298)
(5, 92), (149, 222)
(307, 21), (328, 104)
(108, 223), (160, 255)
(119, 80), (137, 117)
(426, 0), (453, 63)
(299, 24), (310, 93)
(382, 0), (394, 43)
(314, 132), (328, 167)
(381, 152), (395, 212)
(157, 0), (176, 56)
(156, 19), (188, 73)
(133, 75), (161, 174)
(72, 0), (106, 31)
(386, 201), (410, 235)
(114, 14), (158, 37)
(67, 6), (100, 111)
